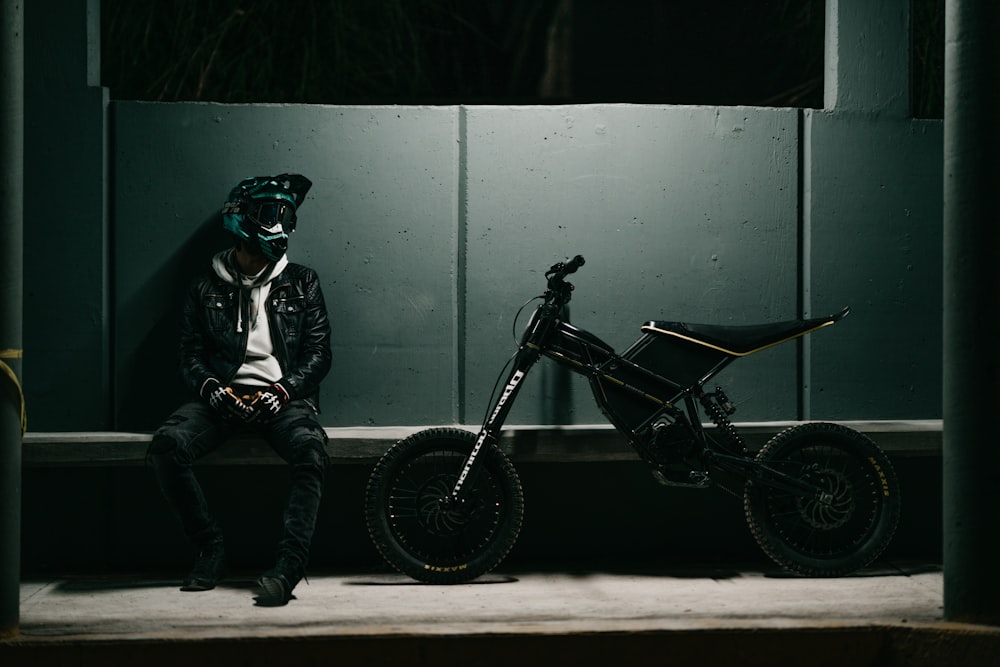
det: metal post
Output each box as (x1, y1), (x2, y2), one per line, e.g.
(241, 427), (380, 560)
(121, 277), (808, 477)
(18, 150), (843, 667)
(943, 0), (1000, 624)
(0, 0), (25, 639)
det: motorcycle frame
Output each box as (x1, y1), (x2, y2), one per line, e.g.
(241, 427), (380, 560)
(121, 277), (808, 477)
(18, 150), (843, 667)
(451, 293), (739, 501)
(451, 277), (832, 504)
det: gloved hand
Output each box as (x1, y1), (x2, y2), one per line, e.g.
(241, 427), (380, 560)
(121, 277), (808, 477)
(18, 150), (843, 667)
(202, 378), (254, 422)
(248, 382), (290, 423)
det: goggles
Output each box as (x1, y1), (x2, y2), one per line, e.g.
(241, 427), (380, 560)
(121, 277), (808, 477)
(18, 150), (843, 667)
(245, 200), (297, 232)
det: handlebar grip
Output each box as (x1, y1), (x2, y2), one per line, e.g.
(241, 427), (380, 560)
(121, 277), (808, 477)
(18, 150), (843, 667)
(546, 255), (586, 281)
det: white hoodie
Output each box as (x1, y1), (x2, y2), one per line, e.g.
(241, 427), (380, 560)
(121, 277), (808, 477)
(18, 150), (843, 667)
(212, 249), (288, 388)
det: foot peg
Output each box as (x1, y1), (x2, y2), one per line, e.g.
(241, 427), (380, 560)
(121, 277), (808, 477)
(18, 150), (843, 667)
(652, 468), (711, 488)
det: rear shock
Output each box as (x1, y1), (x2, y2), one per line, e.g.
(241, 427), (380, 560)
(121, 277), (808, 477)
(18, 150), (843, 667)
(701, 387), (748, 455)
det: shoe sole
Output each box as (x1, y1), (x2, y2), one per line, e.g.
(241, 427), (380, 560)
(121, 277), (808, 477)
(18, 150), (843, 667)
(180, 579), (217, 592)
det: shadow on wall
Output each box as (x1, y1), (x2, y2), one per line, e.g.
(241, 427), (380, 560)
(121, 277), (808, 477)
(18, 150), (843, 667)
(117, 215), (230, 432)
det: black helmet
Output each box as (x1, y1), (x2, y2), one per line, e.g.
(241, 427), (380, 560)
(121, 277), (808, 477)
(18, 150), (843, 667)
(222, 173), (312, 261)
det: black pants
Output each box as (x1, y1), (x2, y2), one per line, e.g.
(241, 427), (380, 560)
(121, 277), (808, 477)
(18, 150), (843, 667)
(147, 398), (329, 572)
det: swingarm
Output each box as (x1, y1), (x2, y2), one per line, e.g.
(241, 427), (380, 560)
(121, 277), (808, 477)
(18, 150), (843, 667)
(706, 451), (836, 504)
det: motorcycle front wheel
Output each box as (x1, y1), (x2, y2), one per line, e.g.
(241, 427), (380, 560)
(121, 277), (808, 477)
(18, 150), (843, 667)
(364, 428), (525, 583)
(744, 422), (901, 577)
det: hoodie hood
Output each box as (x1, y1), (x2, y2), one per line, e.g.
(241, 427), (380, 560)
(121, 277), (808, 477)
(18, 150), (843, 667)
(212, 248), (288, 287)
(211, 249), (289, 333)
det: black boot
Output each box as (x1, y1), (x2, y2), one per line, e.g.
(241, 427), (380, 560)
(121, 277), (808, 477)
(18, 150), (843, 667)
(180, 541), (226, 592)
(255, 555), (304, 607)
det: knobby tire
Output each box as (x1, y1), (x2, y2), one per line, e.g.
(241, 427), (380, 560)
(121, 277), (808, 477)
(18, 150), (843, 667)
(365, 428), (525, 583)
(744, 422), (901, 577)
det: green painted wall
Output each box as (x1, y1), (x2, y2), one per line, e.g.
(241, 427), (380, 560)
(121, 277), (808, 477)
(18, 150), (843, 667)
(111, 104), (461, 430)
(806, 112), (942, 419)
(104, 101), (941, 431)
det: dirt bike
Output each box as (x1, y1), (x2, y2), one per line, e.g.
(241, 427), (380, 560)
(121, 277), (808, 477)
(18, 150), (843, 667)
(365, 255), (901, 583)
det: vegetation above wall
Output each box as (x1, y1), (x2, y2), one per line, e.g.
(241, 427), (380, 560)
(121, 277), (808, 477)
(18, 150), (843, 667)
(101, 0), (942, 116)
(100, 0), (827, 107)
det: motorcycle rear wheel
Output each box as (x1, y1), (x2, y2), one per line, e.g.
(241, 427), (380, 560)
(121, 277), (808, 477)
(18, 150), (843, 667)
(744, 422), (901, 577)
(365, 428), (524, 583)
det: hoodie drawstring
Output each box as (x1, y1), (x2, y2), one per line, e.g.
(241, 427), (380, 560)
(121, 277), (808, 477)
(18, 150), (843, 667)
(237, 284), (269, 334)
(212, 248), (285, 334)
(236, 288), (244, 333)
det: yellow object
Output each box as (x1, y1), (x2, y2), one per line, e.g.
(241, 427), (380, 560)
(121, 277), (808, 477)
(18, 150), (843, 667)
(0, 349), (25, 435)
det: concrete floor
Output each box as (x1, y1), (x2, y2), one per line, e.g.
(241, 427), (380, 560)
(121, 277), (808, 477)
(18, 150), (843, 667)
(5, 560), (1000, 666)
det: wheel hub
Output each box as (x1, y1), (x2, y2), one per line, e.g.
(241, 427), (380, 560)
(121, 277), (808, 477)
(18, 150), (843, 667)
(416, 475), (474, 535)
(796, 468), (854, 529)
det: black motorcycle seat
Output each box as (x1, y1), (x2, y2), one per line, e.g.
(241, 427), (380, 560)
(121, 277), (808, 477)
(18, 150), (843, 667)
(641, 306), (850, 357)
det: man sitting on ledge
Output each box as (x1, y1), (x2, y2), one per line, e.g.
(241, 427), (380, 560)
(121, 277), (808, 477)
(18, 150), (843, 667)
(147, 173), (332, 607)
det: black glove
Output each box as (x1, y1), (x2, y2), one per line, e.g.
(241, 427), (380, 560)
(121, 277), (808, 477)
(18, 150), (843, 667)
(248, 382), (290, 423)
(202, 378), (254, 422)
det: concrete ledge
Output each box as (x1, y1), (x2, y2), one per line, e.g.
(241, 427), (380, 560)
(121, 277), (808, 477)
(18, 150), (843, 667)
(5, 624), (1000, 667)
(5, 622), (999, 667)
(21, 420), (943, 466)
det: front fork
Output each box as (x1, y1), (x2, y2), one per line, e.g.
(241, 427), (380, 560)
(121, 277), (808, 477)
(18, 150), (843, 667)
(450, 345), (540, 501)
(450, 310), (556, 501)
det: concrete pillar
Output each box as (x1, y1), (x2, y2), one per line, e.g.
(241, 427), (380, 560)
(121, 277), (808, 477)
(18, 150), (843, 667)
(824, 0), (910, 114)
(0, 0), (24, 639)
(22, 0), (109, 430)
(942, 0), (1000, 624)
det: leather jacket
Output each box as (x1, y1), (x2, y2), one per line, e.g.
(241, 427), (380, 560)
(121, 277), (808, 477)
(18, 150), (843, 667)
(178, 260), (332, 410)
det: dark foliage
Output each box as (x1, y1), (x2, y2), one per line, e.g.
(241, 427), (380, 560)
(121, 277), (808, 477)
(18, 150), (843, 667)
(101, 0), (941, 115)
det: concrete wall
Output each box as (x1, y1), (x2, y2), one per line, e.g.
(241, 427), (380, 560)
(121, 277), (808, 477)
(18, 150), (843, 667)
(112, 104), (462, 430)
(23, 0), (943, 433)
(806, 112), (943, 419)
(107, 100), (940, 432)
(111, 102), (806, 431)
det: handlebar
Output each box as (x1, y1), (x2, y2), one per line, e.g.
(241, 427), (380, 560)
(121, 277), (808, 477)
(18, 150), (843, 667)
(544, 255), (585, 303)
